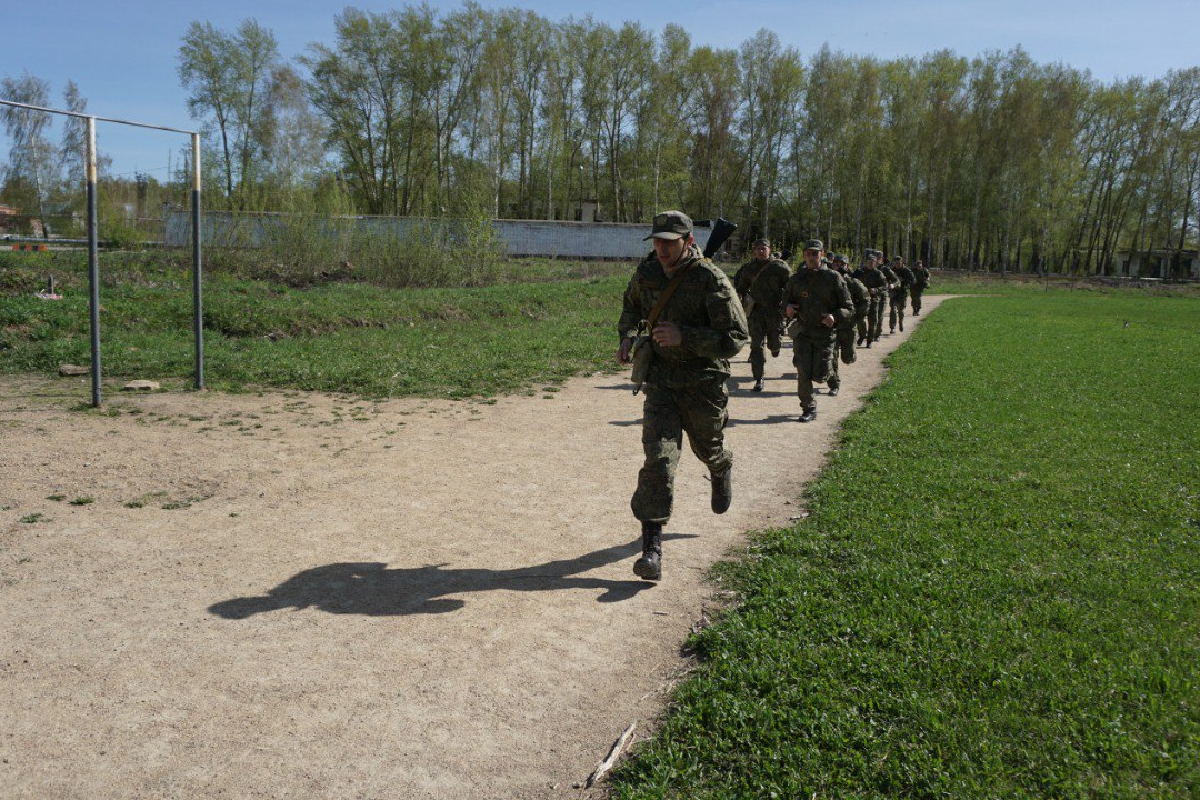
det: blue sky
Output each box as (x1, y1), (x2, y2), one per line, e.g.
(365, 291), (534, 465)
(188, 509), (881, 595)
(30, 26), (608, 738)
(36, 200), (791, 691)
(3, 0), (1199, 182)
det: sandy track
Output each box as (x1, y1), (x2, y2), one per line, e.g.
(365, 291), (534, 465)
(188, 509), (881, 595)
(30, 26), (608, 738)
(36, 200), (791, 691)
(0, 297), (947, 799)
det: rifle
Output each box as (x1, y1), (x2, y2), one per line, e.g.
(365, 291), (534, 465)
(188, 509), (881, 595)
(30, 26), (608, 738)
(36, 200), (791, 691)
(693, 217), (739, 259)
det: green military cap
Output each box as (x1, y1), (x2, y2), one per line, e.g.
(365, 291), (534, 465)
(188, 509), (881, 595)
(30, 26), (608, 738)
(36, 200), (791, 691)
(832, 253), (848, 263)
(892, 256), (904, 263)
(803, 238), (824, 251)
(644, 210), (693, 241)
(752, 238), (771, 247)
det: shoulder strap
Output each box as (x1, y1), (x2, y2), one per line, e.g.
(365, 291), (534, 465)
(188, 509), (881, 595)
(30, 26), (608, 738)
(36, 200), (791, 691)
(645, 262), (695, 328)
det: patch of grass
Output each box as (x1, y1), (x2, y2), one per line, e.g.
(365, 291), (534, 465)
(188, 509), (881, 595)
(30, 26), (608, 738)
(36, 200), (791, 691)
(123, 500), (144, 509)
(19, 513), (44, 523)
(611, 291), (1200, 799)
(2, 256), (623, 398)
(68, 497), (93, 506)
(47, 494), (66, 501)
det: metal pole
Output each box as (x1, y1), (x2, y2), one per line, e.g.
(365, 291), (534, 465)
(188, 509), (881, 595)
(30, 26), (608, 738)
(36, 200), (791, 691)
(86, 117), (102, 408)
(191, 132), (203, 389)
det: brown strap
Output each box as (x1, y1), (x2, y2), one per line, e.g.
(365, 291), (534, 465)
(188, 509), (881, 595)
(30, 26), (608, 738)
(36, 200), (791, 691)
(644, 262), (695, 329)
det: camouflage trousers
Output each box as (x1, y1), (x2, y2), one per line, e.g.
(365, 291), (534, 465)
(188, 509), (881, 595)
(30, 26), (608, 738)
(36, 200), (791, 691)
(747, 312), (783, 380)
(828, 326), (857, 389)
(856, 315), (868, 343)
(889, 288), (909, 330)
(868, 295), (886, 341)
(792, 331), (836, 411)
(911, 288), (925, 314)
(631, 380), (732, 524)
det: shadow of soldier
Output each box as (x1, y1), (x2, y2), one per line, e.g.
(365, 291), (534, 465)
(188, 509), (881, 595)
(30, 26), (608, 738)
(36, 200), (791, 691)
(208, 534), (697, 619)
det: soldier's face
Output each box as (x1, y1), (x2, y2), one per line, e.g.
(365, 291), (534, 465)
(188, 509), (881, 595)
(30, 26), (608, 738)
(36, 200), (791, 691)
(752, 243), (770, 260)
(653, 235), (691, 269)
(803, 249), (823, 270)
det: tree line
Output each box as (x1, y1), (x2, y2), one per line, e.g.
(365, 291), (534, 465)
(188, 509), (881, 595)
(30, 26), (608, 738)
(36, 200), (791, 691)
(5, 3), (1199, 274)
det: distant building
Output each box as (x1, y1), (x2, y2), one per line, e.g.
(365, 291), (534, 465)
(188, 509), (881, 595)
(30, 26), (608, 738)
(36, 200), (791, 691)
(1113, 249), (1200, 280)
(0, 204), (19, 234)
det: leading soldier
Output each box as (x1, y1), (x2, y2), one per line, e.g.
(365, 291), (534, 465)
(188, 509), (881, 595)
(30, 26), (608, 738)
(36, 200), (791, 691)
(733, 239), (791, 392)
(781, 239), (853, 422)
(617, 211), (749, 581)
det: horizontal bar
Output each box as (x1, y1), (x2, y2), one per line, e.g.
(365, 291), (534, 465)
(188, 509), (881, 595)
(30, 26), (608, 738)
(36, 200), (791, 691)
(0, 98), (196, 135)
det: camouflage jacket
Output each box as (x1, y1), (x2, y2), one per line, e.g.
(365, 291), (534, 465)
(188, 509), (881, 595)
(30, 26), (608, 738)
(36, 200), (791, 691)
(733, 258), (791, 322)
(854, 266), (889, 297)
(912, 265), (931, 289)
(781, 265), (853, 338)
(619, 244), (749, 387)
(892, 265), (915, 289)
(879, 264), (899, 288)
(841, 274), (870, 325)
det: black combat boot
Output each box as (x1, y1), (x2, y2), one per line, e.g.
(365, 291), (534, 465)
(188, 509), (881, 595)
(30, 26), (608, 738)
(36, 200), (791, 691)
(798, 407), (817, 423)
(899, 319), (904, 331)
(711, 467), (732, 514)
(752, 378), (764, 392)
(633, 521), (662, 581)
(828, 384), (839, 397)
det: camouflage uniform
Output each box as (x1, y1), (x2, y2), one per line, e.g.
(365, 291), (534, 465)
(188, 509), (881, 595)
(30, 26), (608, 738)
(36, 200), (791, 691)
(619, 244), (748, 524)
(828, 260), (870, 393)
(910, 263), (931, 315)
(888, 260), (915, 332)
(854, 255), (888, 344)
(782, 252), (853, 415)
(733, 256), (791, 382)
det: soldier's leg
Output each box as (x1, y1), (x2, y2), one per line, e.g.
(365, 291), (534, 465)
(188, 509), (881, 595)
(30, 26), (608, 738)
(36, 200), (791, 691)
(747, 316), (767, 381)
(869, 298), (884, 342)
(856, 315), (868, 345)
(911, 289), (923, 315)
(896, 290), (907, 330)
(678, 380), (733, 513)
(767, 323), (782, 359)
(838, 326), (856, 364)
(827, 347), (840, 391)
(889, 293), (899, 332)
(631, 386), (683, 525)
(793, 338), (816, 414)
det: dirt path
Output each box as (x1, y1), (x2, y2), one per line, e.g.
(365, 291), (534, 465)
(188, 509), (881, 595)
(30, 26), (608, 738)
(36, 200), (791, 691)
(1, 298), (949, 799)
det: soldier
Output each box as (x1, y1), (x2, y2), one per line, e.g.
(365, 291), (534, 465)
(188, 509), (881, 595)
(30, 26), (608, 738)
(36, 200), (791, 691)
(827, 254), (869, 397)
(853, 249), (888, 346)
(733, 238), (791, 392)
(876, 253), (899, 335)
(781, 239), (853, 423)
(910, 259), (931, 315)
(617, 211), (748, 581)
(888, 256), (915, 332)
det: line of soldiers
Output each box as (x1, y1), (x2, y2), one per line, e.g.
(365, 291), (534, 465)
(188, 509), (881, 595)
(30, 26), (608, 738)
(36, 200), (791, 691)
(733, 238), (931, 422)
(617, 211), (931, 581)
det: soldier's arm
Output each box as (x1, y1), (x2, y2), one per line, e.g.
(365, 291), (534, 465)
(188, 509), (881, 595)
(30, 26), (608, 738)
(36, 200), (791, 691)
(679, 270), (748, 359)
(618, 272), (643, 341)
(829, 274), (854, 323)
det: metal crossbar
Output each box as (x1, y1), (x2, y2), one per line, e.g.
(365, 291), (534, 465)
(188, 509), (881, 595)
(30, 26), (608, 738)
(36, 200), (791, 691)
(0, 98), (204, 406)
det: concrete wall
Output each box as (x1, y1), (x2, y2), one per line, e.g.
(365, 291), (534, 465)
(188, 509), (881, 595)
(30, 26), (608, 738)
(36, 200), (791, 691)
(164, 211), (712, 260)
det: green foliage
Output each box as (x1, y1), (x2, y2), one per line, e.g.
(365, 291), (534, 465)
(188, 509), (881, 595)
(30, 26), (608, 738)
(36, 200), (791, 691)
(610, 292), (1200, 799)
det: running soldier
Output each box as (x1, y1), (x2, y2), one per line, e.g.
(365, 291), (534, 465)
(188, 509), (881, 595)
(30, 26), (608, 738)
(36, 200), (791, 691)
(617, 211), (748, 581)
(781, 239), (853, 422)
(888, 256), (915, 332)
(853, 249), (888, 346)
(827, 254), (869, 397)
(910, 259), (931, 315)
(733, 238), (791, 392)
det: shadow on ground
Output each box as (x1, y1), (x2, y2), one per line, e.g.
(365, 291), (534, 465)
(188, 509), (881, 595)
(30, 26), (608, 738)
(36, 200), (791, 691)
(209, 535), (697, 618)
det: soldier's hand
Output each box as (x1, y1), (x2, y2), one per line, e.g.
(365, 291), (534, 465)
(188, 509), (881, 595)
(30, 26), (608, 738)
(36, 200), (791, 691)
(784, 304), (798, 319)
(617, 337), (634, 364)
(820, 313), (836, 328)
(651, 321), (683, 348)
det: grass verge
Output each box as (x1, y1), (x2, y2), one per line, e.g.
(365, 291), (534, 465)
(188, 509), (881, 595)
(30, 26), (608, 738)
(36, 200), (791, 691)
(610, 291), (1200, 798)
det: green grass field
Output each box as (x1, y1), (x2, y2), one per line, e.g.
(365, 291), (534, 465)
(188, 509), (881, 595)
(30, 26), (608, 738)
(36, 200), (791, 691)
(610, 291), (1200, 798)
